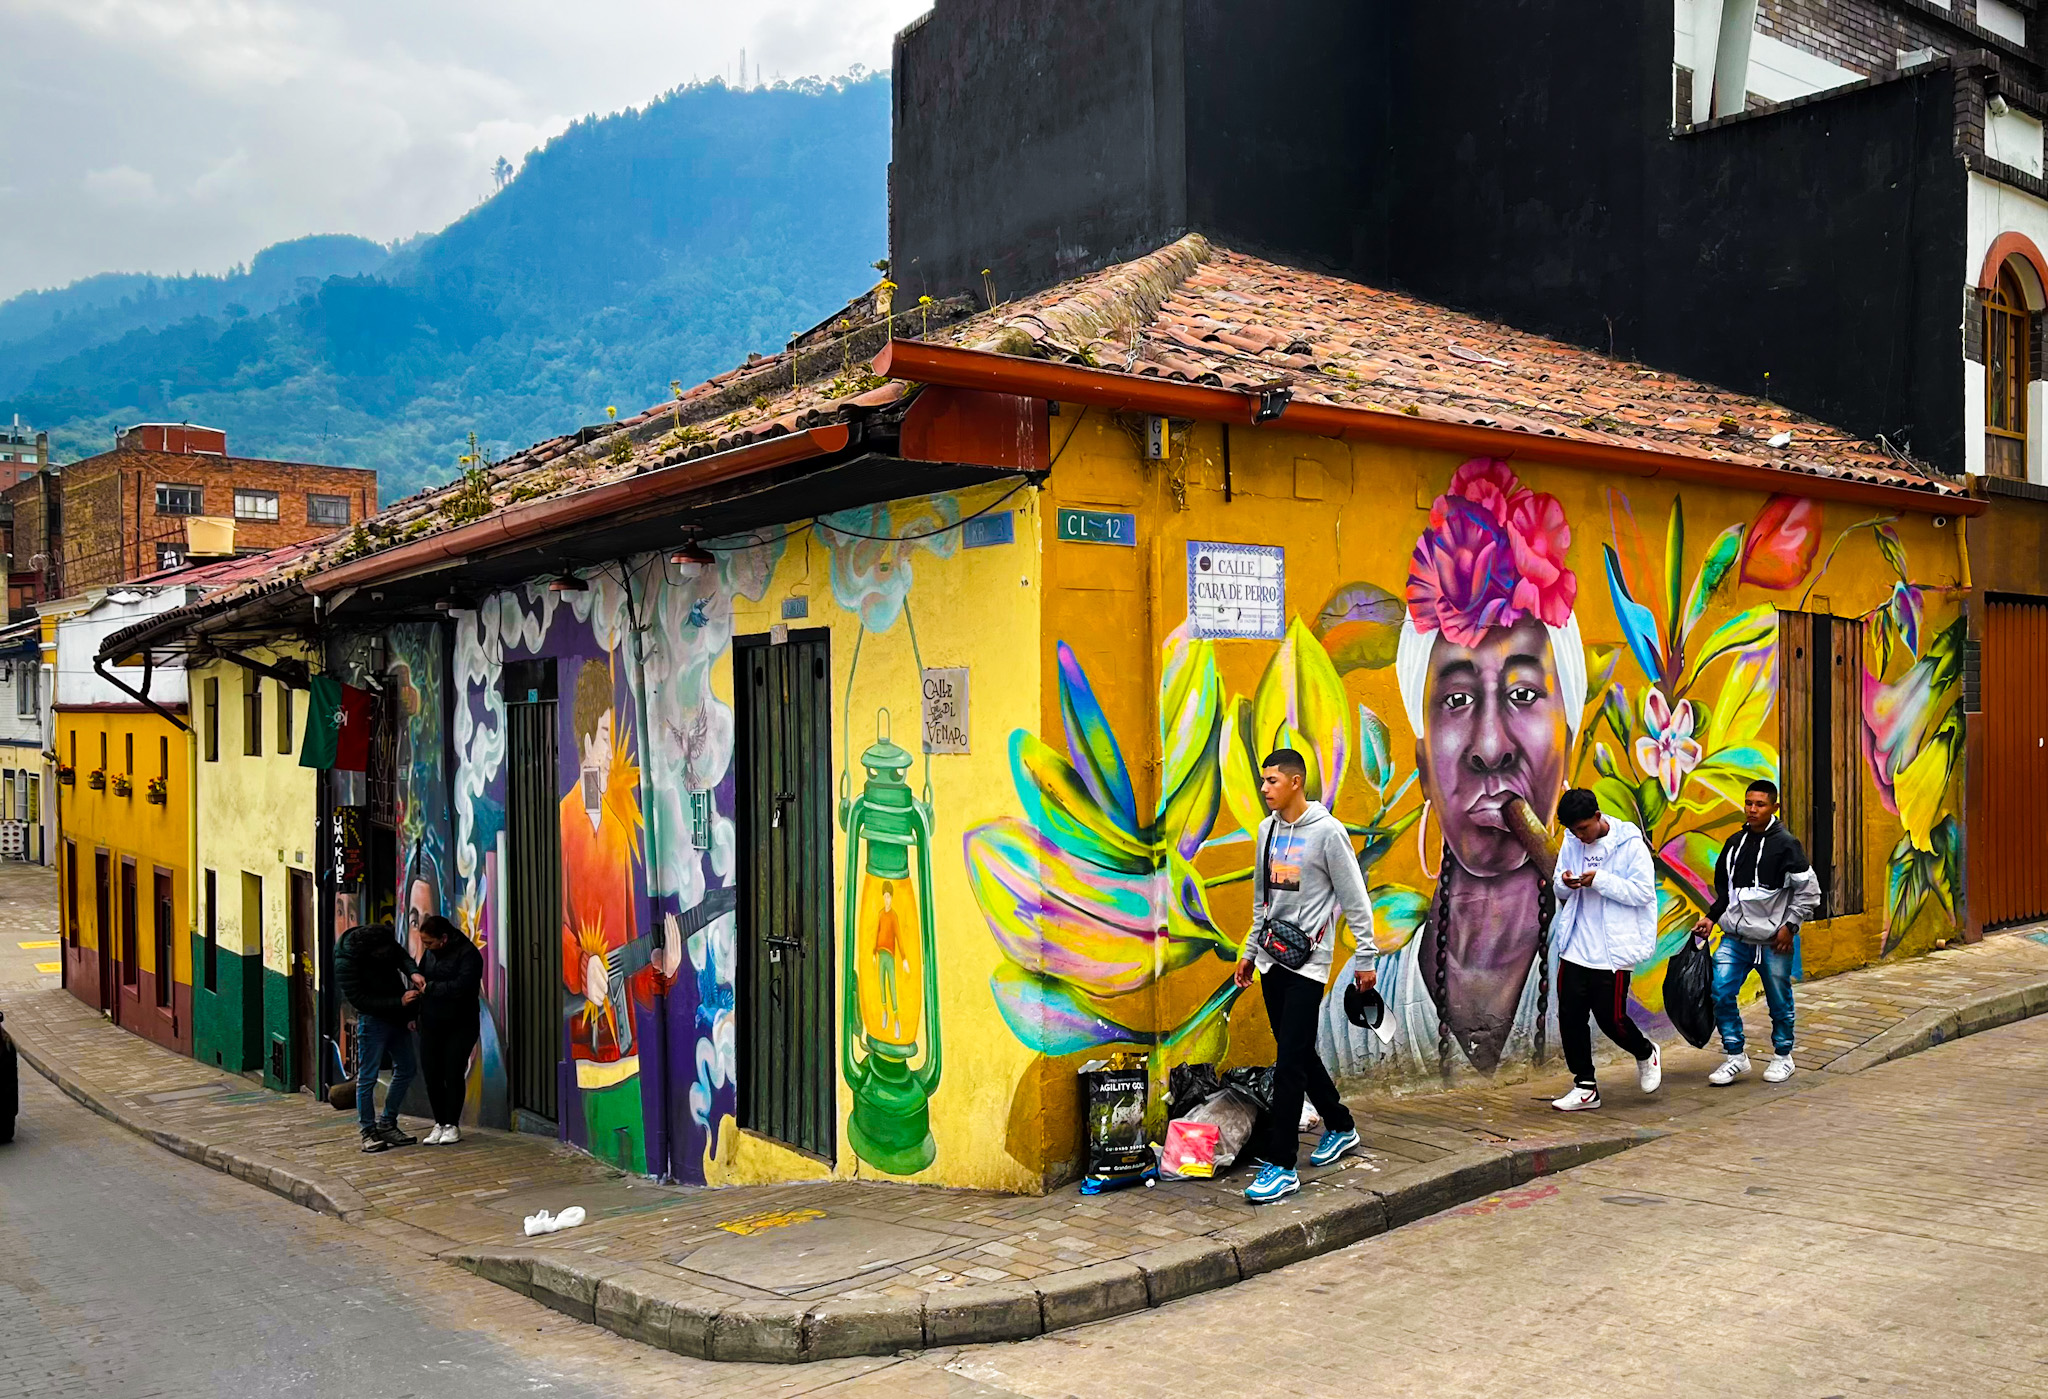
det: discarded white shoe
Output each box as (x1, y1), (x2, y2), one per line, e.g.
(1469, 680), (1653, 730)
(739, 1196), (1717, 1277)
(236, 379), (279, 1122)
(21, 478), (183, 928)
(553, 1206), (586, 1231)
(522, 1211), (554, 1237)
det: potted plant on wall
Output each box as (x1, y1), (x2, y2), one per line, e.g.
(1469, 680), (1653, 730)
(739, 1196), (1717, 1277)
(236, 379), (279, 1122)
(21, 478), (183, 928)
(110, 773), (132, 798)
(87, 769), (105, 791)
(145, 775), (167, 806)
(55, 762), (74, 786)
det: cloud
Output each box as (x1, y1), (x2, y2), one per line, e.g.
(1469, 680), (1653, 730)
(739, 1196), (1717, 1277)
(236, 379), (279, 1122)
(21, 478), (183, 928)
(0, 0), (930, 300)
(82, 164), (159, 207)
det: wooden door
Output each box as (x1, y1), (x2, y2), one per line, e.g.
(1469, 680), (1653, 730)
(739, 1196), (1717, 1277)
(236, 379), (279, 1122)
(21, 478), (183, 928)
(734, 631), (835, 1159)
(1983, 597), (2048, 926)
(94, 849), (111, 1013)
(118, 858), (137, 1023)
(153, 869), (175, 1010)
(288, 868), (317, 1092)
(1779, 612), (1864, 918)
(505, 670), (562, 1127)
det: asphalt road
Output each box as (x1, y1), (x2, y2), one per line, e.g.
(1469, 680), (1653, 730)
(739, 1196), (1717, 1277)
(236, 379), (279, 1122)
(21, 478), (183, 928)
(0, 1063), (647, 1399)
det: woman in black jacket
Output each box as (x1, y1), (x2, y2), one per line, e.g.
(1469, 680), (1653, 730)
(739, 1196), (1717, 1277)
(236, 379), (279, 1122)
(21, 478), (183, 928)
(415, 915), (484, 1144)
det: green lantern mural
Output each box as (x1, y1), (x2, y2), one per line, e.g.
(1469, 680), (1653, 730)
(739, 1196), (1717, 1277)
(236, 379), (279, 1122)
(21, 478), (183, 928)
(840, 710), (944, 1175)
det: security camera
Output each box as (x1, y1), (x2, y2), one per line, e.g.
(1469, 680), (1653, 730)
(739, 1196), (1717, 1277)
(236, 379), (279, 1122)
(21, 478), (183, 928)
(1990, 94), (2012, 117)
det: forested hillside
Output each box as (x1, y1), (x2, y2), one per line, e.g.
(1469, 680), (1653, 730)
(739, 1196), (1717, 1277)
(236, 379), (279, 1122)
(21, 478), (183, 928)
(0, 76), (889, 499)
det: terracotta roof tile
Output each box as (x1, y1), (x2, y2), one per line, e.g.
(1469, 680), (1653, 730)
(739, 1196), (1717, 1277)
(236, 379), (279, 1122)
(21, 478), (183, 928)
(929, 236), (1955, 497)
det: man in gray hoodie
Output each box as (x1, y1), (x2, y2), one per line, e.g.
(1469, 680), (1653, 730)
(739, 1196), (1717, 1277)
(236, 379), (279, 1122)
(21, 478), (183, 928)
(1232, 748), (1378, 1203)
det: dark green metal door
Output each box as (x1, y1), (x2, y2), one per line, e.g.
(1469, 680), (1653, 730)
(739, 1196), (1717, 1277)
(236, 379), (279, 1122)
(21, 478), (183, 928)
(505, 663), (561, 1127)
(735, 631), (835, 1160)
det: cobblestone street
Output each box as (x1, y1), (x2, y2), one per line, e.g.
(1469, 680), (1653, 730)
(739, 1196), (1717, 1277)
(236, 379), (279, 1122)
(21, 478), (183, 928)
(7, 860), (2048, 1395)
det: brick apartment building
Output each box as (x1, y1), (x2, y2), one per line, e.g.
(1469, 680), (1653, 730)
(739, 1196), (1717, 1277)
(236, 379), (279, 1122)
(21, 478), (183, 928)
(0, 415), (47, 487)
(4, 423), (377, 602)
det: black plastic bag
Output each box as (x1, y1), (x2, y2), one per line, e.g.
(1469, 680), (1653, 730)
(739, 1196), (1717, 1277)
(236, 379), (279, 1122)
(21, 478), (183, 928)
(1167, 1063), (1223, 1119)
(1221, 1065), (1276, 1115)
(1665, 931), (1715, 1049)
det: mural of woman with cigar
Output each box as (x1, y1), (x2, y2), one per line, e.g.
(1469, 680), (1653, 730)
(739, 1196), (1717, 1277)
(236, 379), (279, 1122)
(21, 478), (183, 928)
(1385, 460), (1585, 1076)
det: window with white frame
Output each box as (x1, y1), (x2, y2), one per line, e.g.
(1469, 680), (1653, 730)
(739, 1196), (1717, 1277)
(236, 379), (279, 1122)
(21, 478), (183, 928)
(234, 489), (280, 521)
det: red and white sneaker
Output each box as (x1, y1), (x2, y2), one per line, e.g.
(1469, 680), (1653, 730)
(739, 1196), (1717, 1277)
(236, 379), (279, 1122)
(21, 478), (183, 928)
(1551, 1086), (1602, 1112)
(1637, 1044), (1663, 1093)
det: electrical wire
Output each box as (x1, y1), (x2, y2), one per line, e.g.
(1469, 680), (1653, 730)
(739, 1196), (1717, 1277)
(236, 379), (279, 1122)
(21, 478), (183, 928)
(699, 471), (1037, 555)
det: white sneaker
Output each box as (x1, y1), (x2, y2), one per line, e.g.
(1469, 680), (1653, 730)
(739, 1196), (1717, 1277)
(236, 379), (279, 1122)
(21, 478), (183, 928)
(1763, 1054), (1795, 1084)
(439, 1124), (461, 1144)
(423, 1124), (446, 1145)
(1707, 1053), (1751, 1087)
(1551, 1086), (1602, 1112)
(1637, 1044), (1662, 1094)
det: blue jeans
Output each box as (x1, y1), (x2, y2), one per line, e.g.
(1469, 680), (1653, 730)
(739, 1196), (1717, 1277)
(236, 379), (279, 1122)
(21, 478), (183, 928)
(1712, 937), (1796, 1056)
(355, 1016), (417, 1132)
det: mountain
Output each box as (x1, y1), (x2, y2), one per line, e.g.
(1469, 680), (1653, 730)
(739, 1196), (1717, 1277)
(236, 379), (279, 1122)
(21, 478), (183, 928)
(0, 75), (890, 500)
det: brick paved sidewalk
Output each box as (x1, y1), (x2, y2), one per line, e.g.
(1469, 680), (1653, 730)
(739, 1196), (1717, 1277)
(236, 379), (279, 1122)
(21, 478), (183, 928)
(5, 853), (2046, 1365)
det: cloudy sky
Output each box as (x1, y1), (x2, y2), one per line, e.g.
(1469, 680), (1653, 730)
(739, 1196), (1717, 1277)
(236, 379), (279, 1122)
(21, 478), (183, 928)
(0, 0), (928, 301)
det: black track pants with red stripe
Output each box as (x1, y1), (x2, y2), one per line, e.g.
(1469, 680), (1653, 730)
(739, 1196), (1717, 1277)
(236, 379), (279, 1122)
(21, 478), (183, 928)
(1558, 958), (1654, 1090)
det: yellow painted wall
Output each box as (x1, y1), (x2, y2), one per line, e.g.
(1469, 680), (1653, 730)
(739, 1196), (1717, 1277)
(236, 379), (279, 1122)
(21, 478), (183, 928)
(191, 649), (317, 978)
(985, 407), (1965, 1157)
(56, 704), (193, 1029)
(704, 479), (1049, 1193)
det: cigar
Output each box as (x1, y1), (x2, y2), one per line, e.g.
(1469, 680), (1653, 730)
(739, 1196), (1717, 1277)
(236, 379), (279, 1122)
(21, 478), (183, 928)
(1502, 795), (1559, 882)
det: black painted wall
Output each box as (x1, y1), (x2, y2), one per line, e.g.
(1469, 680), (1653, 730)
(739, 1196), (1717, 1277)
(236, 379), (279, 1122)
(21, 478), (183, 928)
(890, 0), (1188, 306)
(891, 0), (1968, 469)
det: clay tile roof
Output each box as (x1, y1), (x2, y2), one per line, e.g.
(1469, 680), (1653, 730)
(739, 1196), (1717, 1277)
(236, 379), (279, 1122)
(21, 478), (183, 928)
(260, 282), (979, 587)
(924, 234), (1961, 498)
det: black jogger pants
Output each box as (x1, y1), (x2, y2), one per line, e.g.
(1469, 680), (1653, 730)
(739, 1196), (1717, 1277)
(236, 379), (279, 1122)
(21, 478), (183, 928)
(1249, 965), (1355, 1170)
(1558, 958), (1654, 1089)
(420, 1026), (478, 1126)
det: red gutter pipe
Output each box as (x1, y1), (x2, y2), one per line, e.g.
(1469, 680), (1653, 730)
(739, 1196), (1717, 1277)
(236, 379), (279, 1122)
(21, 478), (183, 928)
(309, 424), (852, 594)
(873, 339), (1984, 519)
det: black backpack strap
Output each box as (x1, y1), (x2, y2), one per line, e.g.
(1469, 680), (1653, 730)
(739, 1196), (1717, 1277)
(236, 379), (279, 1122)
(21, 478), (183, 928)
(1257, 820), (1273, 910)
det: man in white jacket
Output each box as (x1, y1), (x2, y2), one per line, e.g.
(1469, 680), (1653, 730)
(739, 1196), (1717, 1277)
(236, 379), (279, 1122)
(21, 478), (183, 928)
(1548, 788), (1662, 1111)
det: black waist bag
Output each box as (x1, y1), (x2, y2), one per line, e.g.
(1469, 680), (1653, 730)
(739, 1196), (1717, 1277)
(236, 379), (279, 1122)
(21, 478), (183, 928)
(1255, 823), (1318, 971)
(1258, 916), (1316, 971)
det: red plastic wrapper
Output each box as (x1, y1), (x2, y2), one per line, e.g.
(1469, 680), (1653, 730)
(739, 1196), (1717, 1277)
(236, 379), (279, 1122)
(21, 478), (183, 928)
(1159, 1118), (1221, 1180)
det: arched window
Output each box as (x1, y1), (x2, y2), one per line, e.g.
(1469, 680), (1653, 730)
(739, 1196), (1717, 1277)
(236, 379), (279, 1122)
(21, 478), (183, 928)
(1986, 262), (2031, 479)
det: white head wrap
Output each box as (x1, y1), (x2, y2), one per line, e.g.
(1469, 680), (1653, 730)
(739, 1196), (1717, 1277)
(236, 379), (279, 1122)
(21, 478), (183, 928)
(1394, 613), (1588, 742)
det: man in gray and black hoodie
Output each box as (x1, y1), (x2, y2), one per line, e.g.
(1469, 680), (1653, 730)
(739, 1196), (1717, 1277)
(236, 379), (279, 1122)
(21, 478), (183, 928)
(1692, 779), (1821, 1086)
(1232, 748), (1378, 1204)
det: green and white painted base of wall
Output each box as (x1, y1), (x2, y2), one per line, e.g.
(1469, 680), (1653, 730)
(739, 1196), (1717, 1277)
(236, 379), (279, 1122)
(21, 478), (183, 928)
(190, 934), (265, 1074)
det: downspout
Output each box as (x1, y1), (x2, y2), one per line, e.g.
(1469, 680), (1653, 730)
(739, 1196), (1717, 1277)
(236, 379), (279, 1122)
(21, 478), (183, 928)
(186, 662), (201, 1046)
(614, 556), (673, 1179)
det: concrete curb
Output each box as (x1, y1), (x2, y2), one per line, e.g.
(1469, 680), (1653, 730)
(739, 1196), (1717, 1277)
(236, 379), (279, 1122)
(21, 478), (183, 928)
(8, 1019), (371, 1221)
(19, 965), (2048, 1364)
(1822, 977), (2048, 1076)
(446, 1133), (1638, 1364)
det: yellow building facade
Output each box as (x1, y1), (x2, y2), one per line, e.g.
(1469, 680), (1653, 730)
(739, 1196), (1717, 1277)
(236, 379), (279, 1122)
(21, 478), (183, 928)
(188, 646), (318, 1086)
(56, 703), (194, 1057)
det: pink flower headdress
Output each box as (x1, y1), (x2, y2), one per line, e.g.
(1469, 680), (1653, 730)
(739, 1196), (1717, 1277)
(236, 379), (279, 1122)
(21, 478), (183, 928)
(1396, 459), (1587, 736)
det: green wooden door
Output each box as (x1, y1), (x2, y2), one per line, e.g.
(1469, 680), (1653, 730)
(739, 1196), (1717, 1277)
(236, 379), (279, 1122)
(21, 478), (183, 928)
(735, 631), (835, 1160)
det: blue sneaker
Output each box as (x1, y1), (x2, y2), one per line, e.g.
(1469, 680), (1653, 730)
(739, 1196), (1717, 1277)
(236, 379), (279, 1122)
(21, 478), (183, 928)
(1244, 1164), (1299, 1204)
(1309, 1127), (1360, 1167)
